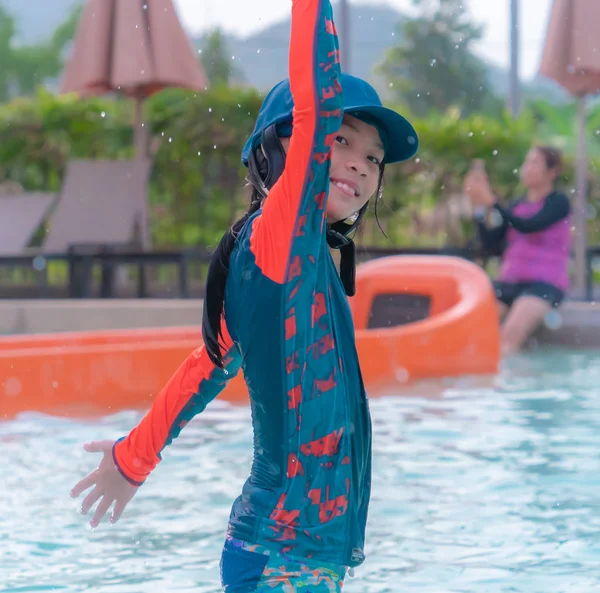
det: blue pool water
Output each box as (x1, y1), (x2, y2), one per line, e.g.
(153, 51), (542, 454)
(2, 349), (600, 592)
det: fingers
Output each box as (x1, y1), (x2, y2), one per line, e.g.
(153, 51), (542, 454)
(81, 485), (102, 515)
(70, 469), (99, 498)
(111, 498), (128, 524)
(83, 440), (113, 454)
(90, 495), (114, 529)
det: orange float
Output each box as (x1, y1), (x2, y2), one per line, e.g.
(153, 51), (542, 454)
(0, 256), (500, 420)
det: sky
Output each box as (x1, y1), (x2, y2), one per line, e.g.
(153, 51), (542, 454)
(172, 0), (554, 81)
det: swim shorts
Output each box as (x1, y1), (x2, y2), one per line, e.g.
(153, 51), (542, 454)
(220, 536), (347, 592)
(493, 280), (565, 308)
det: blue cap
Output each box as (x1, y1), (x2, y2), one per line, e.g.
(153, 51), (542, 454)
(241, 73), (418, 165)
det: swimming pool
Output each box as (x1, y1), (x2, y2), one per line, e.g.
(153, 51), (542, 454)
(2, 349), (599, 592)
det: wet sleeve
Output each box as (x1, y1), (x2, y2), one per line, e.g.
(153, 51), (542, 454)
(494, 192), (570, 234)
(249, 0), (343, 284)
(112, 324), (241, 486)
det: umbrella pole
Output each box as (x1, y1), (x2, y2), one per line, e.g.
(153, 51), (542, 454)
(574, 95), (588, 297)
(134, 96), (150, 249)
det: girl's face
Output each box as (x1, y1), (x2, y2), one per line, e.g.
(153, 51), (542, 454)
(326, 115), (384, 223)
(520, 148), (557, 189)
(279, 114), (384, 223)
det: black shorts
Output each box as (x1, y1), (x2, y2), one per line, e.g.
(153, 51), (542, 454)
(493, 281), (565, 308)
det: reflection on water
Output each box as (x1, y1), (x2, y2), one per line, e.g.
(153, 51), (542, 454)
(1, 349), (599, 592)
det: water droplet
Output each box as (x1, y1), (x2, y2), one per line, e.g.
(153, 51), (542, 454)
(213, 144), (217, 149)
(407, 136), (416, 145)
(468, 131), (473, 137)
(493, 149), (498, 156)
(100, 111), (106, 118)
(208, 107), (212, 112)
(513, 168), (518, 174)
(231, 55), (235, 60)
(395, 368), (410, 383)
(197, 151), (201, 156)
(429, 58), (437, 67)
(544, 310), (563, 330)
(415, 157), (421, 163)
(388, 82), (394, 88)
(257, 49), (261, 54)
(168, 137), (172, 143)
(4, 377), (21, 397)
(32, 256), (46, 271)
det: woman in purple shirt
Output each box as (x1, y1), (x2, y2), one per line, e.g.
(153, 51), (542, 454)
(464, 146), (571, 355)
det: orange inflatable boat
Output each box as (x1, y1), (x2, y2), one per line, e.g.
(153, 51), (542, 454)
(0, 256), (500, 420)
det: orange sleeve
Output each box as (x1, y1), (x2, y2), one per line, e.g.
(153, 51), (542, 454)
(250, 0), (343, 284)
(112, 327), (240, 486)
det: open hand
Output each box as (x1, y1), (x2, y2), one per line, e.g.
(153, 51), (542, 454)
(70, 440), (139, 528)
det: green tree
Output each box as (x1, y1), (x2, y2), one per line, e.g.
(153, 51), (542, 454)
(201, 28), (241, 87)
(379, 0), (497, 117)
(0, 4), (80, 102)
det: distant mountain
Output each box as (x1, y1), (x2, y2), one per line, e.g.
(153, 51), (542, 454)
(484, 62), (567, 106)
(194, 3), (567, 104)
(0, 0), (81, 44)
(0, 0), (567, 104)
(194, 3), (405, 94)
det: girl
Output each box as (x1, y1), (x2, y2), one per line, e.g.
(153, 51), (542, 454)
(70, 0), (418, 590)
(464, 146), (571, 355)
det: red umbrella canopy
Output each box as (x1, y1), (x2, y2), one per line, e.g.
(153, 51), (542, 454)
(61, 0), (208, 98)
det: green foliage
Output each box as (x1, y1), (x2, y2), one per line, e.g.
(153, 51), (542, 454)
(0, 4), (80, 102)
(379, 0), (497, 117)
(0, 86), (599, 249)
(201, 28), (242, 87)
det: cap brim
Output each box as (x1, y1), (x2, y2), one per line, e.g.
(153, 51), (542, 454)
(346, 105), (418, 164)
(242, 104), (419, 166)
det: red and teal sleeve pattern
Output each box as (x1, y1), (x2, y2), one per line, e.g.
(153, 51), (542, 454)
(249, 0), (343, 286)
(112, 323), (241, 486)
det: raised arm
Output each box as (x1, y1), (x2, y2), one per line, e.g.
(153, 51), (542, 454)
(251, 0), (343, 284)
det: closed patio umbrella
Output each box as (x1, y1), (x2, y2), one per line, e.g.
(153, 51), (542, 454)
(539, 0), (600, 295)
(60, 0), (208, 247)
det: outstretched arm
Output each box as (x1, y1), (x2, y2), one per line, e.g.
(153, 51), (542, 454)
(71, 326), (241, 528)
(113, 337), (241, 485)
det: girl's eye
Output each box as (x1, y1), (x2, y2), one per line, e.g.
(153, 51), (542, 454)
(368, 156), (382, 166)
(336, 135), (348, 145)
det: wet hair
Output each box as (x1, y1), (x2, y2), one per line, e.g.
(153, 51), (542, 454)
(201, 129), (386, 369)
(534, 145), (563, 174)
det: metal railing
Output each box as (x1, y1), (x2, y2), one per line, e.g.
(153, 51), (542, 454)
(0, 243), (596, 300)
